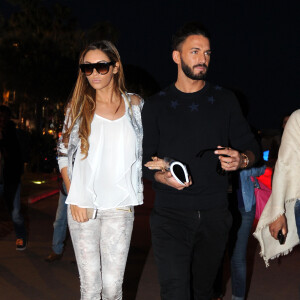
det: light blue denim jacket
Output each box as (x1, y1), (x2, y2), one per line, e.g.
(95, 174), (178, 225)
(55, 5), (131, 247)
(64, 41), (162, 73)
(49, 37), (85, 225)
(57, 93), (144, 204)
(239, 165), (266, 212)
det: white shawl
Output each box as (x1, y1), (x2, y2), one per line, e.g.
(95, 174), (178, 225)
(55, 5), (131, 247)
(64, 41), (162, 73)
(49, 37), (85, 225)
(253, 109), (300, 267)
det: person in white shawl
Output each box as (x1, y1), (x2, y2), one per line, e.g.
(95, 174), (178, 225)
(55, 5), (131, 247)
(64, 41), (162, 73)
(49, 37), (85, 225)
(253, 109), (300, 267)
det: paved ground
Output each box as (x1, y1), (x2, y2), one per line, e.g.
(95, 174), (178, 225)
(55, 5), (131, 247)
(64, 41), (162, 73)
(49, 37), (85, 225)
(0, 173), (154, 300)
(137, 233), (300, 300)
(0, 173), (299, 299)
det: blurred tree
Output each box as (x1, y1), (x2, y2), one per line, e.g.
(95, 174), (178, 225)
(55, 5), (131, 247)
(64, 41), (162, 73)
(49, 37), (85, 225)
(84, 21), (119, 46)
(0, 0), (82, 131)
(0, 0), (121, 172)
(0, 0), (119, 133)
(0, 0), (80, 96)
(124, 64), (160, 98)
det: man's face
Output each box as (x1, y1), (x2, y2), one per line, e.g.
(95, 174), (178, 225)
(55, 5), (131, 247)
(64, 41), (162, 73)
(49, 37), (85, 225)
(176, 35), (211, 80)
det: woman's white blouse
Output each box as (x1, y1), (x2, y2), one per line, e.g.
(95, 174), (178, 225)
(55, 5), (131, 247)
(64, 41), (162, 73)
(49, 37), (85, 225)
(66, 112), (138, 210)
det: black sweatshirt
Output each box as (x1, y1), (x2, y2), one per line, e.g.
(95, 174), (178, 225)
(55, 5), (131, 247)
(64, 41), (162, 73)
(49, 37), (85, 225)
(142, 82), (260, 210)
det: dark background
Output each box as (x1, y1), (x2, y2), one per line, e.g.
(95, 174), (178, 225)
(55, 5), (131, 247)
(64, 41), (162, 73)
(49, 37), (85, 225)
(1, 0), (299, 129)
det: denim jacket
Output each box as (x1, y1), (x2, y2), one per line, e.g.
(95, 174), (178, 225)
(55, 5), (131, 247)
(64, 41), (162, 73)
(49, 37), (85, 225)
(239, 165), (266, 212)
(57, 93), (144, 204)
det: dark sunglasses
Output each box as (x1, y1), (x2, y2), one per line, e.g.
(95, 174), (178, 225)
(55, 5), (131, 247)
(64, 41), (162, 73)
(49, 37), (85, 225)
(79, 61), (115, 76)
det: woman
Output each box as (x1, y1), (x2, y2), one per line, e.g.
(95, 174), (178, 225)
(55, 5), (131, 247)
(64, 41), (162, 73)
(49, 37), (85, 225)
(211, 163), (266, 300)
(57, 40), (143, 299)
(225, 165), (265, 300)
(254, 109), (300, 267)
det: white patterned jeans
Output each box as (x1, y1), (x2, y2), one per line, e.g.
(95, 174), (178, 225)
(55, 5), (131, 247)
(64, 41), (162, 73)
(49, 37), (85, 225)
(68, 206), (134, 300)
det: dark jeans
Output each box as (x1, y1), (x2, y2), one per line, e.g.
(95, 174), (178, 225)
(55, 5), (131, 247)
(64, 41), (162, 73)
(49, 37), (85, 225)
(52, 188), (68, 255)
(213, 202), (255, 300)
(150, 206), (232, 300)
(0, 182), (26, 240)
(229, 204), (255, 300)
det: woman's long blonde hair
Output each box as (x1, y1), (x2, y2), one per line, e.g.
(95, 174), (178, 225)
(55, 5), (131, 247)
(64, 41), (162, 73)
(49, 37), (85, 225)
(63, 40), (126, 158)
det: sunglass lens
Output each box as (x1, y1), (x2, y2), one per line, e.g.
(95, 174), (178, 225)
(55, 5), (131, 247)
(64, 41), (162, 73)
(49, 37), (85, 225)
(80, 65), (93, 76)
(96, 63), (109, 75)
(80, 62), (113, 76)
(85, 66), (94, 76)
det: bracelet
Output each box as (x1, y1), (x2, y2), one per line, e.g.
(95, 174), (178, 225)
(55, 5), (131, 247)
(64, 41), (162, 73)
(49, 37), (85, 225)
(240, 153), (249, 169)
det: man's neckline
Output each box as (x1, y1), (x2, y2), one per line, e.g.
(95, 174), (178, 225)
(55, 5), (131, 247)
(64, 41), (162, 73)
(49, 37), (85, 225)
(171, 82), (209, 97)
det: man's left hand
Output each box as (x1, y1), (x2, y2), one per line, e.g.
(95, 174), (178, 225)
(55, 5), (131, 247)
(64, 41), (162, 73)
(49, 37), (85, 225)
(214, 146), (242, 171)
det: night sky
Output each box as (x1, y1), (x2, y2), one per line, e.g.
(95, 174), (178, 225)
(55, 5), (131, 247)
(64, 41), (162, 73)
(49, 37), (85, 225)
(1, 0), (299, 129)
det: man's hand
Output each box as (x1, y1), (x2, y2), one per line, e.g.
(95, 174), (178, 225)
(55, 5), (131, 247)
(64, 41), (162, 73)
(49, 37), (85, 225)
(154, 171), (192, 190)
(269, 214), (288, 240)
(70, 205), (88, 223)
(214, 146), (242, 171)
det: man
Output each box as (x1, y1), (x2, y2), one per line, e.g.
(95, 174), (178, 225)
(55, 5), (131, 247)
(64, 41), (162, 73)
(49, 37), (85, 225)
(142, 22), (260, 299)
(0, 105), (27, 250)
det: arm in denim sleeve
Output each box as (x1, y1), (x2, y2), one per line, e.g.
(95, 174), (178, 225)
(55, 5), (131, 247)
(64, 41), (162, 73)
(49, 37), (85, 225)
(247, 165), (267, 178)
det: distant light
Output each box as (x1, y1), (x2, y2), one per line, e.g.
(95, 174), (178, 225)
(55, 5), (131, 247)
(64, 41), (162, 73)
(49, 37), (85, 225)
(263, 150), (269, 161)
(32, 180), (46, 185)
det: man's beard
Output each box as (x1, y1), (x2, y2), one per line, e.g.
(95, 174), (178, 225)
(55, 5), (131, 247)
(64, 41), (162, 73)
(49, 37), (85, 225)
(181, 57), (208, 80)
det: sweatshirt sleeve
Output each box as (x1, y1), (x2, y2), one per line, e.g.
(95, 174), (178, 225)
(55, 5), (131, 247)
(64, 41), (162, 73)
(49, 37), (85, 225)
(142, 98), (160, 181)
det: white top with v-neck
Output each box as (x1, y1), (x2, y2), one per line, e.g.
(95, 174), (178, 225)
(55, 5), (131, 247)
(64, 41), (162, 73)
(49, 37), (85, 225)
(66, 109), (138, 210)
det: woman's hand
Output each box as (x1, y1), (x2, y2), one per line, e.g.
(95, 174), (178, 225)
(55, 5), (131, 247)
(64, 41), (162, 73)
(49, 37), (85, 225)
(144, 156), (168, 171)
(269, 214), (288, 240)
(70, 204), (88, 223)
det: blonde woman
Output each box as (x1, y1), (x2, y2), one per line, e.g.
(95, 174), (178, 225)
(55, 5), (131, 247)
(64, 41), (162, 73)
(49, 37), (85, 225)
(57, 40), (143, 300)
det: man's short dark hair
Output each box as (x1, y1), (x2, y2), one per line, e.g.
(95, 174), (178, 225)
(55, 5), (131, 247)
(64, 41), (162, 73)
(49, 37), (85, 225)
(172, 22), (211, 51)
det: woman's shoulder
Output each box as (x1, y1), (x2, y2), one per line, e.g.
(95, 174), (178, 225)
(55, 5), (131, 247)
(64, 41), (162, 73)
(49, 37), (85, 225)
(291, 109), (300, 120)
(286, 109), (300, 129)
(126, 92), (144, 106)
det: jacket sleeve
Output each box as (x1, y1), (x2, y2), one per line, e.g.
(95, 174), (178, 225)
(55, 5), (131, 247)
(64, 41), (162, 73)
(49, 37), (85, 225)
(57, 108), (70, 172)
(142, 99), (159, 181)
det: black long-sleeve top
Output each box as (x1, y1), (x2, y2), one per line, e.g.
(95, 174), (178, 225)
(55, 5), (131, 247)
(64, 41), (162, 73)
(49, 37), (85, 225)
(142, 82), (260, 210)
